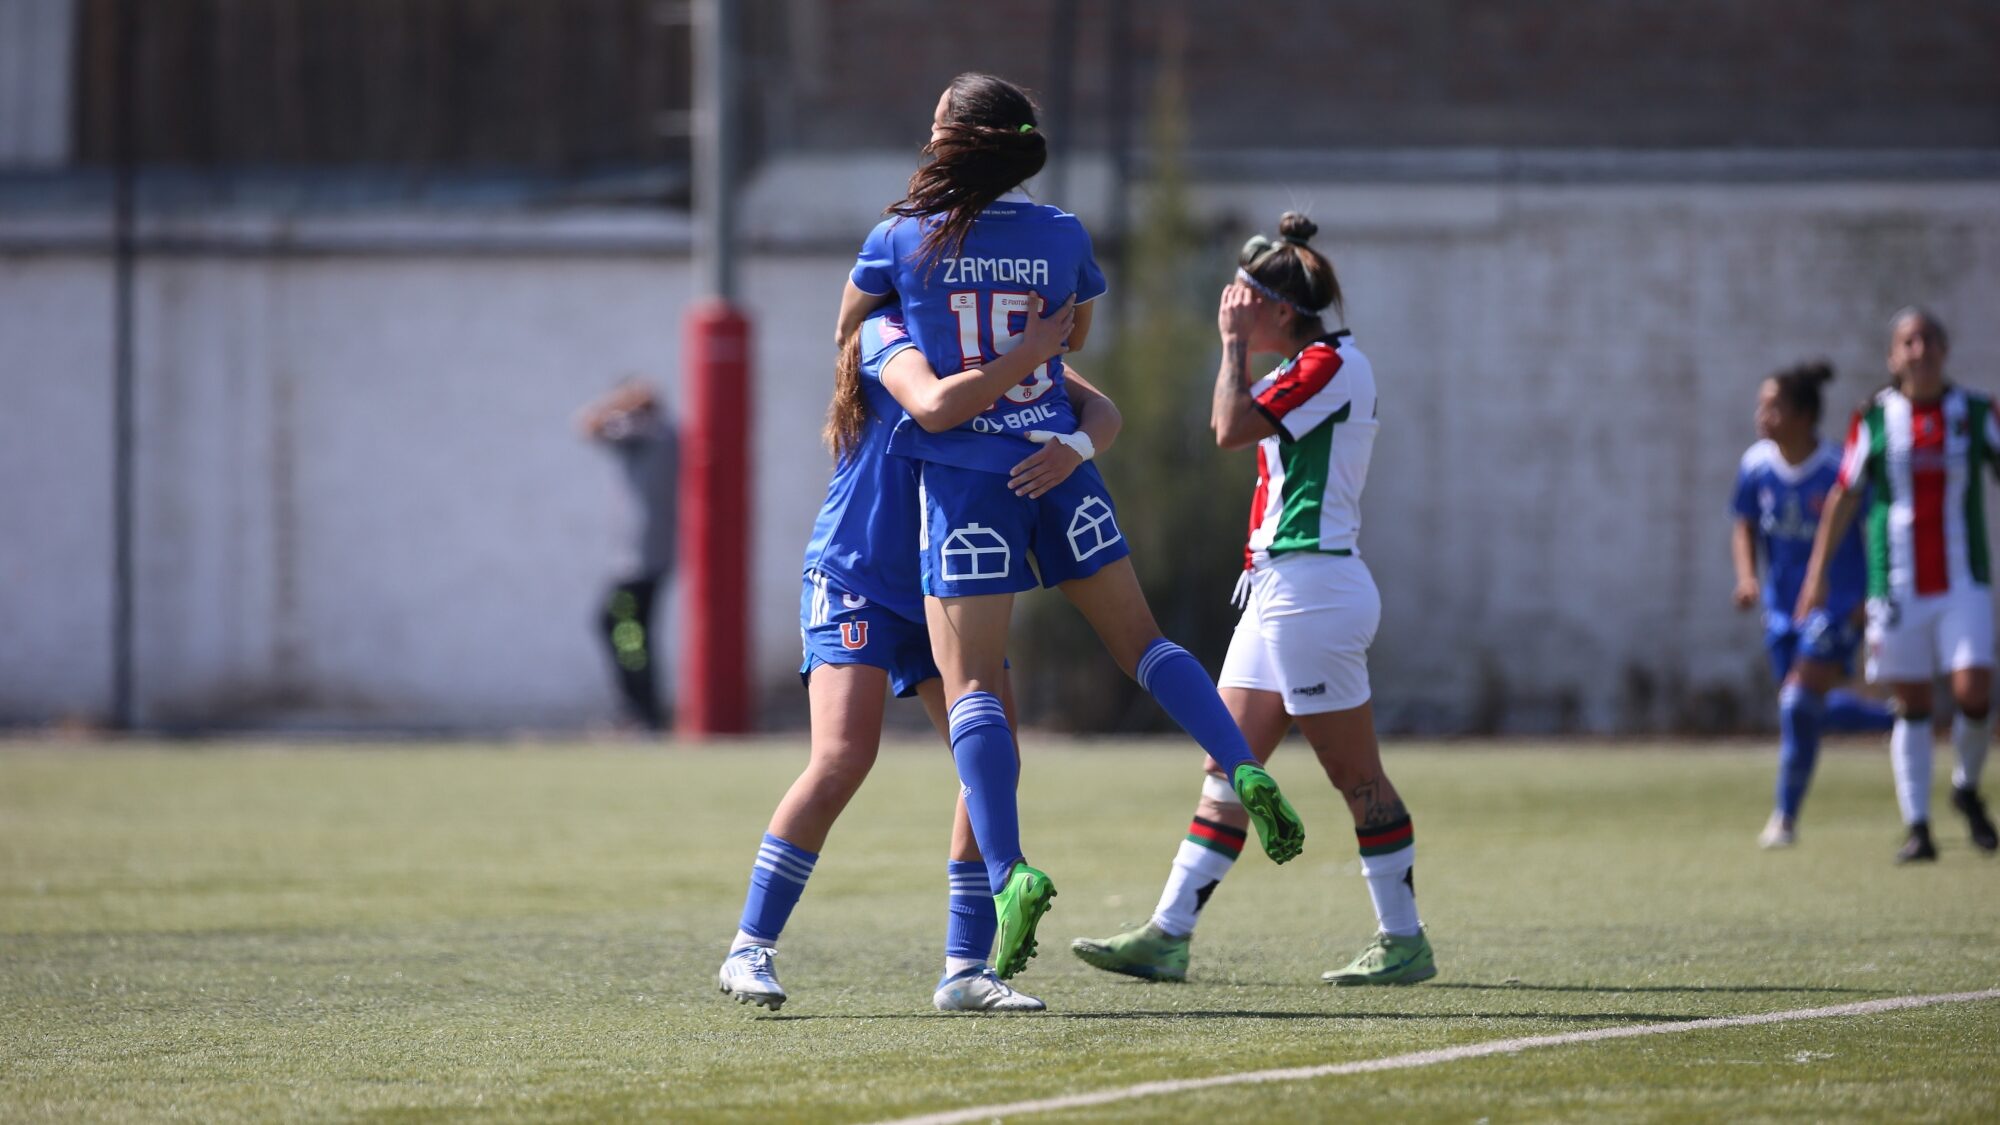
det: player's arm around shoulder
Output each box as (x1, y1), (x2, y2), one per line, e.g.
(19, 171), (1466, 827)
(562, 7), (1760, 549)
(880, 294), (1074, 433)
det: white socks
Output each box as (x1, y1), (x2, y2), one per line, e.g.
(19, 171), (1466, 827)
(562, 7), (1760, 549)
(1892, 717), (1935, 826)
(1953, 712), (1991, 791)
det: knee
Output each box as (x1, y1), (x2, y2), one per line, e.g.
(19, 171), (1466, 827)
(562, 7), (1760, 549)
(804, 747), (876, 797)
(1960, 697), (1991, 722)
(1321, 758), (1379, 798)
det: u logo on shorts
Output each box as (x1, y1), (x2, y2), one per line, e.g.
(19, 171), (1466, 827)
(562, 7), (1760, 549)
(840, 621), (869, 650)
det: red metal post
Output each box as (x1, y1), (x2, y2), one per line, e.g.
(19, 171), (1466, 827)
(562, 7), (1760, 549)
(677, 299), (753, 735)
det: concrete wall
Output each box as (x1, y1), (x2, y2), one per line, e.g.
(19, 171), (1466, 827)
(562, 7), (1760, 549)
(4, 169), (1998, 731)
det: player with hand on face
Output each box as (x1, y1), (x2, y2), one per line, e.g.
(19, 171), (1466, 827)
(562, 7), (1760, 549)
(1074, 213), (1434, 987)
(836, 72), (1306, 983)
(717, 297), (1120, 1013)
(1730, 362), (1896, 850)
(1799, 308), (2000, 862)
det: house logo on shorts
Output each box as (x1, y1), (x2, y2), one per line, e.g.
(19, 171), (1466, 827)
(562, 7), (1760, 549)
(1292, 682), (1328, 697)
(1066, 496), (1123, 562)
(943, 524), (1010, 581)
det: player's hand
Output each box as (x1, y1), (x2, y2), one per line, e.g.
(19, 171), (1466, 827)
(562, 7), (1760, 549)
(1020, 293), (1076, 363)
(1732, 577), (1759, 611)
(1218, 281), (1259, 341)
(1009, 432), (1085, 498)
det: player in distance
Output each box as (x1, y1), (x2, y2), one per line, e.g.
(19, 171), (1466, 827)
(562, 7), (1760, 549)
(834, 72), (1306, 982)
(1798, 308), (2000, 862)
(717, 297), (1120, 1012)
(1073, 213), (1434, 987)
(1730, 362), (1895, 850)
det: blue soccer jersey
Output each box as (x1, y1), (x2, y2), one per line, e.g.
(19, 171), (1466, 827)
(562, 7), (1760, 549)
(850, 191), (1107, 475)
(1731, 440), (1869, 622)
(801, 308), (925, 624)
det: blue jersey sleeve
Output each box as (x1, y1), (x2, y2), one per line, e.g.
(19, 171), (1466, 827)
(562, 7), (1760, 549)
(850, 219), (901, 297)
(1730, 464), (1758, 522)
(1073, 222), (1107, 304)
(858, 307), (916, 379)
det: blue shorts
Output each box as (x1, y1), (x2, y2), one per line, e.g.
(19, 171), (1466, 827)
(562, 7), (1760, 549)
(1763, 608), (1862, 682)
(798, 571), (938, 698)
(919, 460), (1132, 598)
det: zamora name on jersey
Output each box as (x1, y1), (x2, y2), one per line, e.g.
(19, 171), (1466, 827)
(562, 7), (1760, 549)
(941, 256), (1052, 287)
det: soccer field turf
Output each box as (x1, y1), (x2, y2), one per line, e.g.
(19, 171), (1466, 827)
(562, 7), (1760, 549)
(3, 738), (1997, 1123)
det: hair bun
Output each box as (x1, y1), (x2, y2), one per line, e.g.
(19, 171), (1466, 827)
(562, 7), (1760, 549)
(1276, 211), (1317, 244)
(1801, 360), (1834, 386)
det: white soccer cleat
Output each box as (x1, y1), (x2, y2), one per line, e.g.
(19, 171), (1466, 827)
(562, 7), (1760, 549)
(718, 945), (787, 1011)
(933, 967), (1047, 1012)
(1758, 812), (1797, 850)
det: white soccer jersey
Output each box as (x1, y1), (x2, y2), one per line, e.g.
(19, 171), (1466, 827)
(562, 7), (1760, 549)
(1837, 384), (2000, 602)
(1244, 331), (1378, 567)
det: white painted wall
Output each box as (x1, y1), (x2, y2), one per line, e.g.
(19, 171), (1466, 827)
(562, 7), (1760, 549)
(3, 170), (1997, 731)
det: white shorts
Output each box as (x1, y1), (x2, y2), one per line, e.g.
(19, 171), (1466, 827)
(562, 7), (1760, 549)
(1218, 552), (1379, 715)
(1866, 586), (1996, 683)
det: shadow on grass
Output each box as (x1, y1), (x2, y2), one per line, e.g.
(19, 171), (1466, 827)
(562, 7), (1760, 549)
(1420, 983), (1880, 996)
(763, 1009), (1696, 1023)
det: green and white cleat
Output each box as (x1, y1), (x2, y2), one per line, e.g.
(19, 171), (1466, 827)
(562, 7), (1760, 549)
(1322, 930), (1437, 986)
(992, 862), (1057, 980)
(1070, 921), (1190, 982)
(1232, 762), (1305, 864)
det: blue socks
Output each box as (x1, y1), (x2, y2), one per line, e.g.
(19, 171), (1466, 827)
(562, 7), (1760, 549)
(1136, 639), (1256, 776)
(949, 692), (1024, 893)
(1776, 684), (1824, 820)
(736, 833), (818, 944)
(945, 859), (996, 973)
(1823, 688), (1895, 733)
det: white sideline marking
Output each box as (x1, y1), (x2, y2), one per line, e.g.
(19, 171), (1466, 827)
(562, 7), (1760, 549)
(872, 988), (2000, 1125)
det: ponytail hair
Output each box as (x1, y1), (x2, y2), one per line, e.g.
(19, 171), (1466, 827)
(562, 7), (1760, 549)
(1239, 211), (1343, 332)
(823, 331), (867, 463)
(888, 73), (1047, 271)
(1769, 359), (1834, 425)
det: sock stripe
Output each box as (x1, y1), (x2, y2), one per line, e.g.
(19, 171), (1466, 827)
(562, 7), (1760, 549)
(1191, 815), (1247, 840)
(753, 859), (813, 885)
(1187, 827), (1243, 859)
(1356, 816), (1415, 856)
(948, 692), (1009, 742)
(1135, 639), (1183, 690)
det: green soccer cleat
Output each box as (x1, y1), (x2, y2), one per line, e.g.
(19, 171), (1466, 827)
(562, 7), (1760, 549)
(1070, 922), (1190, 982)
(1232, 762), (1305, 864)
(1322, 930), (1437, 986)
(992, 862), (1057, 980)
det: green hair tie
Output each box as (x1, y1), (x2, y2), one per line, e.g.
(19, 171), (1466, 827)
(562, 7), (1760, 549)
(1018, 123), (1035, 134)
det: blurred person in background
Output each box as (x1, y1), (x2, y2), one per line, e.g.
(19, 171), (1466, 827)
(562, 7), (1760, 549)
(1730, 362), (1895, 850)
(1074, 212), (1435, 988)
(1799, 308), (2000, 862)
(577, 378), (677, 732)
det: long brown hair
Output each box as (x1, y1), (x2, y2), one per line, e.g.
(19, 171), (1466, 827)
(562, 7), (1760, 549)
(1241, 211), (1343, 334)
(823, 329), (868, 463)
(887, 73), (1046, 272)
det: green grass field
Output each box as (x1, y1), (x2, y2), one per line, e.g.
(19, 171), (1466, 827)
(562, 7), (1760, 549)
(4, 737), (1997, 1123)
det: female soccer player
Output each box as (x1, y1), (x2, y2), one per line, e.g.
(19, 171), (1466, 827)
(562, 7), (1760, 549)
(1799, 307), (1999, 862)
(1730, 362), (1895, 849)
(835, 73), (1305, 982)
(717, 297), (1121, 1012)
(1073, 213), (1435, 987)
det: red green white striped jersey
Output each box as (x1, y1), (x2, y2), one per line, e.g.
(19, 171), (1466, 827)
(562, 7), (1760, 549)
(1836, 384), (2000, 601)
(1244, 331), (1378, 567)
